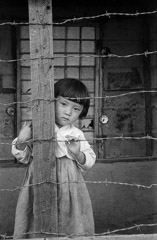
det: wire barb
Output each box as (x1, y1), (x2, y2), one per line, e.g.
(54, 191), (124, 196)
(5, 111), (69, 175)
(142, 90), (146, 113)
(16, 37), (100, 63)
(0, 50), (156, 63)
(1, 178), (157, 192)
(0, 10), (156, 27)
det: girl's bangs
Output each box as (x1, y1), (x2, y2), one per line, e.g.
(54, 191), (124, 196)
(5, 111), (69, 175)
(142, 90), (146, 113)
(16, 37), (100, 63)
(62, 88), (86, 105)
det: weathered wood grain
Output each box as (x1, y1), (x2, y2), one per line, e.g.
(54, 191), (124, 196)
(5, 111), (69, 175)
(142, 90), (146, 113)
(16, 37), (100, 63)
(29, 0), (57, 237)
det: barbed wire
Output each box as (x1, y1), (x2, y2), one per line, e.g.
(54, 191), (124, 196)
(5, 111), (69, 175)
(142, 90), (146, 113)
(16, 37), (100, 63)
(0, 50), (156, 63)
(1, 89), (157, 107)
(0, 9), (157, 239)
(0, 134), (157, 147)
(1, 178), (157, 192)
(0, 9), (157, 28)
(54, 10), (157, 24)
(1, 222), (157, 239)
(96, 223), (157, 236)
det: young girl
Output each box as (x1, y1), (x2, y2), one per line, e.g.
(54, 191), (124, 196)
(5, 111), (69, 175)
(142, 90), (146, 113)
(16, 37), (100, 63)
(12, 78), (96, 239)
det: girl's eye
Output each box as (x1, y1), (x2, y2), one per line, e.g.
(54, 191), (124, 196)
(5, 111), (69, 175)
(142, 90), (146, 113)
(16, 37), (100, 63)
(61, 102), (66, 106)
(74, 107), (80, 111)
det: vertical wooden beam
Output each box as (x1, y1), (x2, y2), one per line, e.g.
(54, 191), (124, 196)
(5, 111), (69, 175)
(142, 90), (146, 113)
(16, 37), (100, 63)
(28, 0), (58, 237)
(15, 26), (22, 135)
(142, 17), (152, 157)
(95, 26), (102, 159)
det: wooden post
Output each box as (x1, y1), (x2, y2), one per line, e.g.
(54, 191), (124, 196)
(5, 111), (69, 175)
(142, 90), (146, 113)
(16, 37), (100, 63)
(28, 0), (58, 237)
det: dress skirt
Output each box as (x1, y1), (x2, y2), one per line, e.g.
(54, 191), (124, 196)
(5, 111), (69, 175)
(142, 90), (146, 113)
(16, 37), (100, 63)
(13, 157), (95, 239)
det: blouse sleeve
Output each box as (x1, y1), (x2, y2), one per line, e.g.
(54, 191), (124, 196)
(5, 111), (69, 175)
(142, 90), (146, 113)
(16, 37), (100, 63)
(11, 138), (32, 164)
(76, 131), (96, 171)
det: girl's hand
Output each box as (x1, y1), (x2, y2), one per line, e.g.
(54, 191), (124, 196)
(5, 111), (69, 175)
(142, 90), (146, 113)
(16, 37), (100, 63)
(17, 121), (32, 150)
(65, 135), (86, 165)
(65, 135), (80, 155)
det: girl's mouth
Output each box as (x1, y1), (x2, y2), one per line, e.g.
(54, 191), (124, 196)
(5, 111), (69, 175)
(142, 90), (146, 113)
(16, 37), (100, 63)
(61, 117), (70, 122)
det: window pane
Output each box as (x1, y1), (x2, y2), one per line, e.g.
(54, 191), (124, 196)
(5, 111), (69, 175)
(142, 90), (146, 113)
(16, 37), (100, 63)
(53, 26), (65, 39)
(54, 67), (65, 79)
(67, 27), (79, 39)
(80, 67), (95, 79)
(81, 41), (95, 53)
(53, 40), (65, 52)
(67, 55), (80, 66)
(81, 27), (95, 39)
(67, 41), (80, 52)
(81, 56), (95, 66)
(54, 54), (65, 66)
(67, 67), (79, 78)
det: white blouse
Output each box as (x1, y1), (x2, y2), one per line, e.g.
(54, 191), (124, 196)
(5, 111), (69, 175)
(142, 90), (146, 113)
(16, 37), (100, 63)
(12, 124), (96, 171)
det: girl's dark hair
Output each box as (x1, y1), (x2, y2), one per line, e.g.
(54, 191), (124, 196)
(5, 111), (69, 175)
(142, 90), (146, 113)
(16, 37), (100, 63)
(55, 78), (90, 118)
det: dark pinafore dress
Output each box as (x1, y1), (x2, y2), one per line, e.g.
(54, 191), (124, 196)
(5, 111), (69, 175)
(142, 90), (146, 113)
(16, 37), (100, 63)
(13, 155), (95, 238)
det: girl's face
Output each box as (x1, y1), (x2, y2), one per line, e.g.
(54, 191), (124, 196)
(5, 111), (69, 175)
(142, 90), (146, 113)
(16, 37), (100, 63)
(55, 96), (83, 127)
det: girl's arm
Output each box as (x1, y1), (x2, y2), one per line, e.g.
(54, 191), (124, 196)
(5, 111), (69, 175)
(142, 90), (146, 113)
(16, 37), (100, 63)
(12, 138), (32, 164)
(66, 131), (96, 171)
(12, 121), (32, 164)
(17, 121), (32, 150)
(79, 146), (96, 171)
(78, 131), (96, 171)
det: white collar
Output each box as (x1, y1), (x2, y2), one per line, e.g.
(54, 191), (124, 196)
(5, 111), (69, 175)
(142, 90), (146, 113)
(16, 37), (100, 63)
(55, 124), (73, 132)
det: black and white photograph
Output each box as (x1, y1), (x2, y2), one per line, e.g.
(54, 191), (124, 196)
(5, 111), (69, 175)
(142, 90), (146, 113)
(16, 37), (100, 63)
(0, 1), (157, 239)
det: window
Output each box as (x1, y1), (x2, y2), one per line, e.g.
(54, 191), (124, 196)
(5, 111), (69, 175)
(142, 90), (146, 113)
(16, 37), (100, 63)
(17, 25), (97, 150)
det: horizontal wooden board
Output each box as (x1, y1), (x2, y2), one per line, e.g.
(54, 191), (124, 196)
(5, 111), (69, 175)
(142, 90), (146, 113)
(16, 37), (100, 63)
(20, 25), (29, 39)
(21, 80), (31, 93)
(20, 54), (31, 67)
(21, 107), (32, 120)
(21, 67), (31, 80)
(21, 94), (31, 107)
(20, 40), (30, 53)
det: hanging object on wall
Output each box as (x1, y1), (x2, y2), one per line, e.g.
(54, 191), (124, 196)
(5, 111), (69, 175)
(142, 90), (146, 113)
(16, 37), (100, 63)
(99, 115), (109, 124)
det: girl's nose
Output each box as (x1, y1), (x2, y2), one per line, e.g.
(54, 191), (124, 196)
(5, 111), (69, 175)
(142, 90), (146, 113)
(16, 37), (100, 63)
(65, 107), (72, 116)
